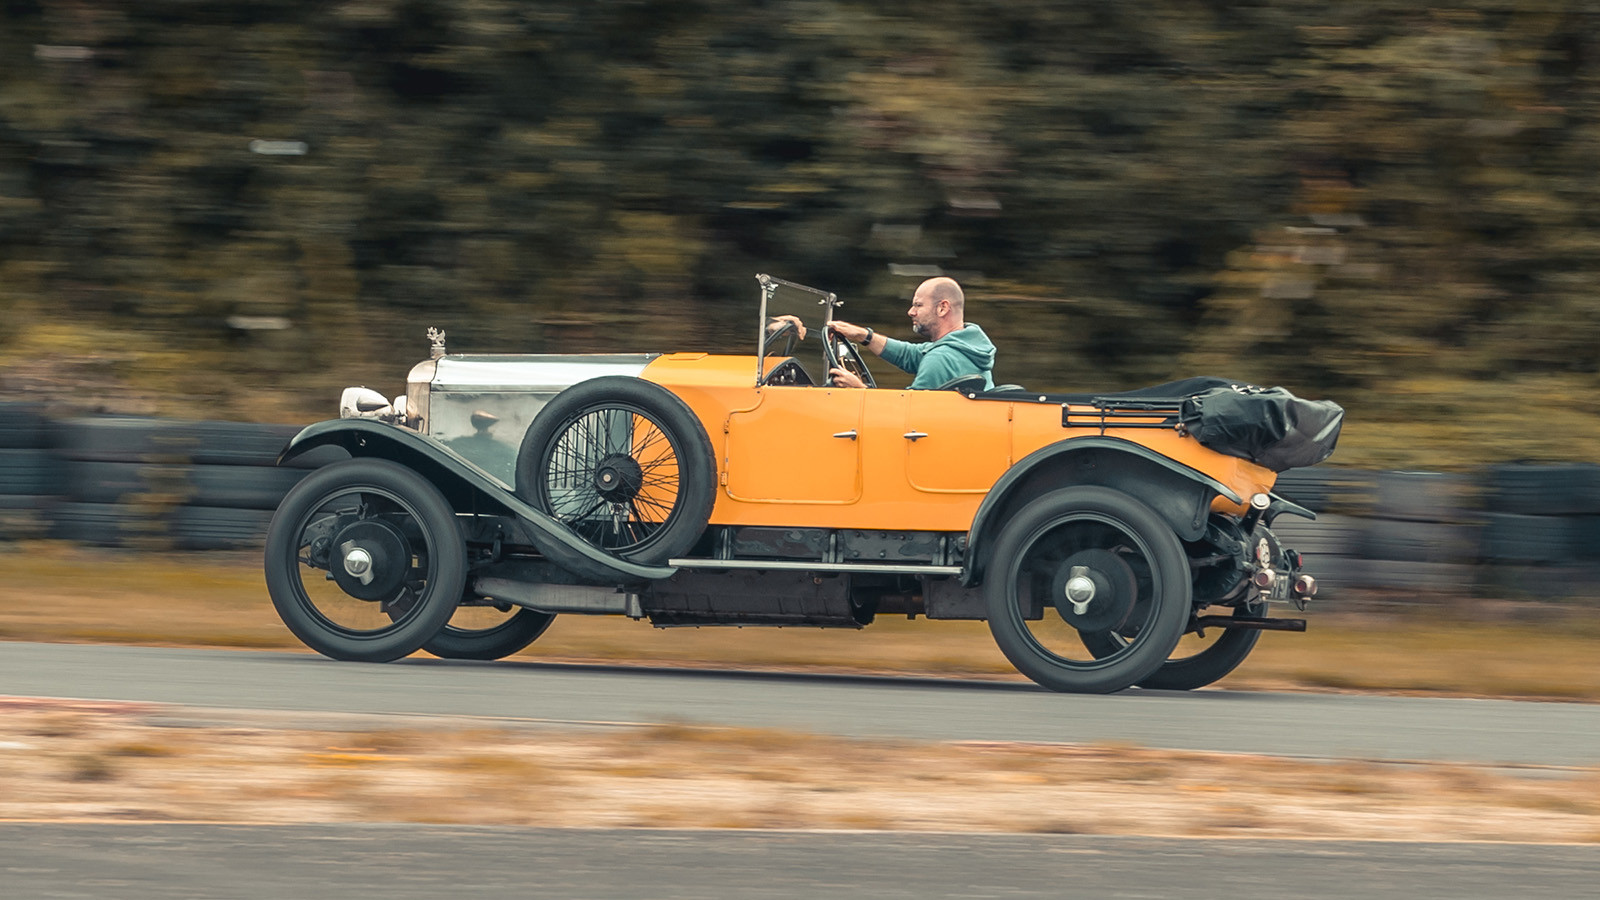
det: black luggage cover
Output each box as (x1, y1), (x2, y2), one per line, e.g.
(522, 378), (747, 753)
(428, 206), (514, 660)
(1178, 383), (1344, 473)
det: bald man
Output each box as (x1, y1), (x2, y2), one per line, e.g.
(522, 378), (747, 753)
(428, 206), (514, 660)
(827, 277), (996, 390)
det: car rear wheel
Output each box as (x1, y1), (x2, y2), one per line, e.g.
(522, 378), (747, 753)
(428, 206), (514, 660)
(1082, 600), (1265, 691)
(423, 604), (554, 661)
(265, 459), (466, 662)
(515, 376), (715, 565)
(984, 486), (1190, 694)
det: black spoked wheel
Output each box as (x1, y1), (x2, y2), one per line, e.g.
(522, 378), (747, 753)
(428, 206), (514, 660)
(265, 459), (466, 663)
(516, 376), (715, 565)
(423, 603), (555, 661)
(984, 486), (1190, 694)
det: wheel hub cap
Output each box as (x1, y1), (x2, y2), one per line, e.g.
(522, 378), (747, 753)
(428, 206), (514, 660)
(1051, 548), (1138, 633)
(330, 519), (411, 601)
(1063, 569), (1097, 615)
(594, 453), (644, 502)
(343, 546), (374, 583)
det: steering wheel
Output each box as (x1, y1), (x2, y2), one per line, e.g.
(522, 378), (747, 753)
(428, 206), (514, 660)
(762, 317), (801, 358)
(826, 334), (877, 388)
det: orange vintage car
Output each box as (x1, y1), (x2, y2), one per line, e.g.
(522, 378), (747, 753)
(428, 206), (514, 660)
(265, 275), (1343, 694)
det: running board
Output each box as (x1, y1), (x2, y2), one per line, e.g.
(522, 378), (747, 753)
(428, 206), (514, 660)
(668, 558), (962, 576)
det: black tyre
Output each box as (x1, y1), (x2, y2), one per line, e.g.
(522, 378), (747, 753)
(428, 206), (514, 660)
(0, 494), (54, 540)
(50, 501), (165, 546)
(1479, 513), (1577, 563)
(515, 376), (715, 565)
(423, 604), (555, 660)
(0, 449), (63, 495)
(1483, 463), (1600, 516)
(0, 403), (50, 450)
(1376, 471), (1469, 522)
(56, 417), (195, 463)
(265, 459), (466, 663)
(984, 486), (1190, 694)
(1360, 518), (1478, 563)
(1132, 603), (1265, 691)
(172, 506), (274, 550)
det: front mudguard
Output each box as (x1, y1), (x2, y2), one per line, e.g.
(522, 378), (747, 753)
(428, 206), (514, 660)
(279, 419), (675, 586)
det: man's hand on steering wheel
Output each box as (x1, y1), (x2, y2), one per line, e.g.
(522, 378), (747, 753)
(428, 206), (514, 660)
(827, 320), (869, 344)
(768, 314), (807, 342)
(830, 367), (866, 389)
(825, 327), (877, 388)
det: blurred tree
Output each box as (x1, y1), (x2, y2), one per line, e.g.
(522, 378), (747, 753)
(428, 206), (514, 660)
(2, 0), (1600, 463)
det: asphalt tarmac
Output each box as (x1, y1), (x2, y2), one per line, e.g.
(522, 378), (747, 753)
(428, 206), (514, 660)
(2, 641), (1598, 765)
(3, 826), (1597, 900)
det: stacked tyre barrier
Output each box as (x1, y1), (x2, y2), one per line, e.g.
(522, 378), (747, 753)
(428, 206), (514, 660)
(1476, 464), (1600, 601)
(41, 416), (346, 551)
(0, 403), (59, 540)
(1, 409), (1597, 604)
(1273, 465), (1599, 603)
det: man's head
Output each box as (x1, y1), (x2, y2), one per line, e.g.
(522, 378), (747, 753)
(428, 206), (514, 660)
(907, 277), (965, 340)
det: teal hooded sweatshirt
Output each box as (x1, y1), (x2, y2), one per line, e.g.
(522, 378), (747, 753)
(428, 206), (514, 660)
(879, 323), (997, 390)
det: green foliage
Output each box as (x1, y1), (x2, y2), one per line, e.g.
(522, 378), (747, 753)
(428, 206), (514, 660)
(3, 1), (1600, 466)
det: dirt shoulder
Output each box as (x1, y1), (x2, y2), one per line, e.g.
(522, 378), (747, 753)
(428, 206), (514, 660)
(2, 697), (1597, 842)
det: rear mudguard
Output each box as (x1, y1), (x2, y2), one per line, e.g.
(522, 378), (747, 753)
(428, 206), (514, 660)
(278, 419), (675, 585)
(962, 436), (1243, 587)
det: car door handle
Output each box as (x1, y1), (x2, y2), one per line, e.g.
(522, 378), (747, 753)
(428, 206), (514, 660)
(832, 430), (857, 440)
(903, 431), (928, 442)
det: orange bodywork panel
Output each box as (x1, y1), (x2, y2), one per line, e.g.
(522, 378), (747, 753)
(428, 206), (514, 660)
(640, 353), (1275, 532)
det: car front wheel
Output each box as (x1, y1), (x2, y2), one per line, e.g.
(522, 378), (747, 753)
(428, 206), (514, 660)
(984, 486), (1190, 694)
(265, 458), (466, 662)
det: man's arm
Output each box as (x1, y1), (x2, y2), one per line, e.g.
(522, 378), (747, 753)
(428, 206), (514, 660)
(827, 320), (884, 356)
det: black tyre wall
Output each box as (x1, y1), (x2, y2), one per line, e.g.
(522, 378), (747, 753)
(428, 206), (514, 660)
(65, 461), (307, 509)
(1484, 464), (1600, 516)
(0, 403), (51, 450)
(0, 450), (63, 495)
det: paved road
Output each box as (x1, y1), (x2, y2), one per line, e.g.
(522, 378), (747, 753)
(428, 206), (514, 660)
(3, 641), (1598, 765)
(3, 826), (1597, 900)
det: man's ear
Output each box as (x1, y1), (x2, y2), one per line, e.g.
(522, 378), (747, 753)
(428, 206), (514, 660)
(936, 299), (951, 318)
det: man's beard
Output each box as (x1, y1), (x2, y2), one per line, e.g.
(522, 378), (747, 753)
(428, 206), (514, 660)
(911, 321), (926, 336)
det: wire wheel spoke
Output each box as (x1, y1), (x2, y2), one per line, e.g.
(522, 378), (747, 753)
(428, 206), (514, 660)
(540, 403), (683, 553)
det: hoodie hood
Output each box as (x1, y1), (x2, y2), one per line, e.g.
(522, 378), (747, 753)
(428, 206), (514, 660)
(936, 323), (997, 371)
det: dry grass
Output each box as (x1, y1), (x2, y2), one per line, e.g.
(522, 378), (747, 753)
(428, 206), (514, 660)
(0, 698), (1597, 840)
(3, 541), (1600, 700)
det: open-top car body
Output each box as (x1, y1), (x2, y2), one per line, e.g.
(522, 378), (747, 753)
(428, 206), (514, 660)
(266, 275), (1343, 693)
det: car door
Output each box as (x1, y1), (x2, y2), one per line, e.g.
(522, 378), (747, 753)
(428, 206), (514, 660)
(723, 386), (865, 504)
(902, 390), (1013, 494)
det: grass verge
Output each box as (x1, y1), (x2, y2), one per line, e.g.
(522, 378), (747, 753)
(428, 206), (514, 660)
(3, 541), (1599, 700)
